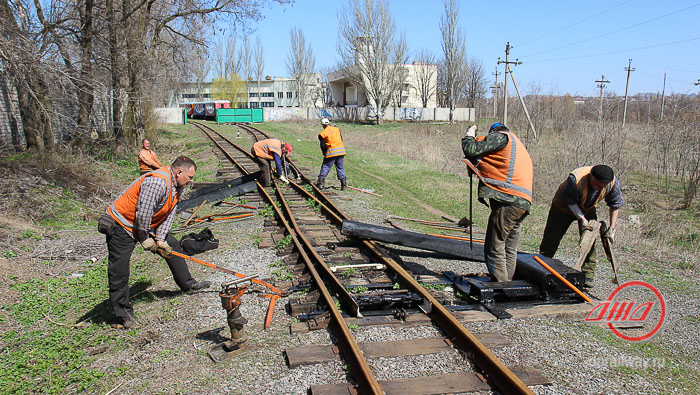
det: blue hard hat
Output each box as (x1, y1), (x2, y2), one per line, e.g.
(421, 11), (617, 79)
(489, 122), (508, 133)
(489, 122), (506, 132)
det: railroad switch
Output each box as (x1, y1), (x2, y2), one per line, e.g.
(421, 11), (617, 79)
(208, 275), (258, 363)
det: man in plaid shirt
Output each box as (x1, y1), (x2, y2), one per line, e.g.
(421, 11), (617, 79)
(102, 156), (210, 329)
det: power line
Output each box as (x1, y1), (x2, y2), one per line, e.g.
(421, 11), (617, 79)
(520, 3), (700, 59)
(513, 0), (630, 49)
(524, 36), (700, 64)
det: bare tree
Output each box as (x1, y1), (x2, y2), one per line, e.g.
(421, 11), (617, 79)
(192, 51), (211, 100)
(214, 35), (242, 79)
(239, 35), (251, 108)
(337, 0), (408, 124)
(286, 27), (316, 107)
(440, 0), (468, 121)
(414, 49), (437, 108)
(254, 36), (264, 108)
(464, 56), (486, 109)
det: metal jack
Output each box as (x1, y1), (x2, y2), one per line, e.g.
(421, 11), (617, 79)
(208, 275), (258, 362)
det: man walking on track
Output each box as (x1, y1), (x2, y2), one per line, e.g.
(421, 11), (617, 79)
(99, 156), (211, 329)
(462, 122), (533, 282)
(251, 138), (291, 187)
(316, 118), (347, 190)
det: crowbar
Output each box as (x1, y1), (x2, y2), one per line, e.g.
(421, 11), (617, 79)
(347, 186), (383, 197)
(427, 233), (485, 244)
(184, 200), (207, 226)
(217, 201), (258, 210)
(599, 221), (620, 285)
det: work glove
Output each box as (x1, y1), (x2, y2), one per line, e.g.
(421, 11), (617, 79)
(603, 226), (616, 243)
(579, 218), (595, 232)
(141, 238), (158, 252)
(457, 217), (472, 228)
(156, 242), (173, 259)
(465, 124), (478, 138)
(279, 175), (289, 184)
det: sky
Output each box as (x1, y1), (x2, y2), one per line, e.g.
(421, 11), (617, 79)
(213, 0), (700, 97)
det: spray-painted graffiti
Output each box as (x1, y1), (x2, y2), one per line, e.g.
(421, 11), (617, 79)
(317, 108), (331, 119)
(367, 106), (378, 121)
(398, 108), (422, 121)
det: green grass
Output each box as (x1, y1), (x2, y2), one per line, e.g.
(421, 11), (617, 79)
(0, 259), (122, 393)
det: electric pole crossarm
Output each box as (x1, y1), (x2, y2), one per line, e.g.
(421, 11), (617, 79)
(497, 42), (521, 124)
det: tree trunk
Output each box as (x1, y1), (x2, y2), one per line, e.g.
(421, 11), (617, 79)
(76, 0), (95, 149)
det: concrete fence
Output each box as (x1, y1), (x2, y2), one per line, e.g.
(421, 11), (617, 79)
(155, 106), (475, 124)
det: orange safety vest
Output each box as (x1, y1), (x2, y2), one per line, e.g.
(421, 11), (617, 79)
(107, 166), (180, 233)
(138, 149), (162, 173)
(319, 126), (346, 158)
(471, 131), (533, 202)
(552, 166), (616, 213)
(253, 139), (283, 160)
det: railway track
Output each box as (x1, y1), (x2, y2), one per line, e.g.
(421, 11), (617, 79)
(189, 121), (543, 395)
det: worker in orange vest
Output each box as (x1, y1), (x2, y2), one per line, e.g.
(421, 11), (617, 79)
(251, 138), (291, 187)
(316, 118), (346, 190)
(539, 165), (624, 287)
(462, 123), (533, 282)
(98, 156), (210, 329)
(138, 138), (163, 175)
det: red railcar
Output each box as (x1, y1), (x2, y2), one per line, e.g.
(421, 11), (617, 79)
(180, 100), (230, 120)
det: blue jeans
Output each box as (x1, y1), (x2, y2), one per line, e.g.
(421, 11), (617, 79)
(319, 156), (346, 179)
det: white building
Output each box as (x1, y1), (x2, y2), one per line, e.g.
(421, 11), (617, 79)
(327, 62), (438, 109)
(172, 74), (325, 108)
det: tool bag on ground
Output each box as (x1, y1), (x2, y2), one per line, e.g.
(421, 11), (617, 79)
(179, 227), (219, 256)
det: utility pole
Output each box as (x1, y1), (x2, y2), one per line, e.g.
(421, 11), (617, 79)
(660, 71), (667, 122)
(596, 75), (610, 125)
(622, 59), (634, 127)
(596, 75), (610, 162)
(491, 66), (500, 118)
(497, 42), (521, 124)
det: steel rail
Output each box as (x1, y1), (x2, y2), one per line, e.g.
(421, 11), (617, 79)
(194, 123), (361, 316)
(196, 121), (532, 394)
(268, 131), (534, 395)
(191, 122), (384, 394)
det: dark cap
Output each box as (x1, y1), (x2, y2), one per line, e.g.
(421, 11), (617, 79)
(591, 165), (614, 183)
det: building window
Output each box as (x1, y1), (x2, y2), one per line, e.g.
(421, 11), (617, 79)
(286, 92), (292, 99)
(250, 102), (259, 108)
(262, 92), (274, 97)
(295, 92), (299, 98)
(261, 102), (274, 107)
(278, 92), (283, 99)
(249, 92), (258, 97)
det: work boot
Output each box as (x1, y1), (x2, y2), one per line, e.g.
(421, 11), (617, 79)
(113, 312), (139, 330)
(315, 177), (325, 189)
(185, 280), (212, 295)
(339, 178), (347, 191)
